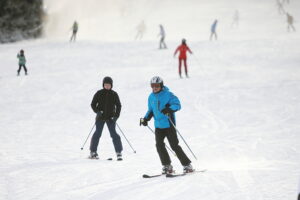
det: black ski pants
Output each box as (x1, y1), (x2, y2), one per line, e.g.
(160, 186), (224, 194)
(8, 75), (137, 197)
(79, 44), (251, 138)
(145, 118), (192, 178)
(155, 126), (191, 166)
(18, 64), (27, 74)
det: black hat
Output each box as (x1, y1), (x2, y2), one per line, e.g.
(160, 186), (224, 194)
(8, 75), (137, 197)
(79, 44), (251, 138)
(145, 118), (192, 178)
(103, 76), (113, 88)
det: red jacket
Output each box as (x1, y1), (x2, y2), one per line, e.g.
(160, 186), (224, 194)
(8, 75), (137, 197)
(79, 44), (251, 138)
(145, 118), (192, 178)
(174, 44), (192, 59)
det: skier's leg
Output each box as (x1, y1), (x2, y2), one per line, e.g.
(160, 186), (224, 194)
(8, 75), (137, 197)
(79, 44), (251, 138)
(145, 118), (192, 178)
(162, 37), (167, 48)
(155, 128), (171, 165)
(166, 126), (191, 166)
(17, 64), (22, 75)
(23, 65), (28, 75)
(159, 37), (163, 49)
(106, 120), (123, 153)
(178, 58), (182, 78)
(183, 59), (188, 77)
(90, 120), (105, 152)
(215, 32), (218, 40)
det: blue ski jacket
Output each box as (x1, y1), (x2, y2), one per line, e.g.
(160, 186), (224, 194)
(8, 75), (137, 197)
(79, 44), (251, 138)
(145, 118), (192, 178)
(144, 86), (181, 128)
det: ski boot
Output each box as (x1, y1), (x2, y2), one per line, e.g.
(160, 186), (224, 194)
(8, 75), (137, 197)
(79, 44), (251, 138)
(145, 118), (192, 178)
(116, 152), (123, 161)
(162, 165), (174, 174)
(183, 164), (195, 173)
(89, 151), (99, 159)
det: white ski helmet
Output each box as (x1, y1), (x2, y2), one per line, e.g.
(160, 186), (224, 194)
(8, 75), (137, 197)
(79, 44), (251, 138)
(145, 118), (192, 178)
(150, 76), (164, 88)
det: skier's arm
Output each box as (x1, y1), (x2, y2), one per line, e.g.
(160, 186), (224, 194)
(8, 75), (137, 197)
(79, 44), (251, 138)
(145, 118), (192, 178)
(91, 92), (99, 113)
(167, 92), (181, 112)
(187, 46), (193, 54)
(114, 92), (121, 118)
(144, 97), (153, 121)
(174, 47), (179, 57)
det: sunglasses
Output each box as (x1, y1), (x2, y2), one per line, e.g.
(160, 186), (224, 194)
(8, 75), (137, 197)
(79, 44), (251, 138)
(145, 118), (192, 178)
(151, 83), (161, 88)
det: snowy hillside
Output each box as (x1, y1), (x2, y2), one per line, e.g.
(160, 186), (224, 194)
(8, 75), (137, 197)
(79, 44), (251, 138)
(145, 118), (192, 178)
(43, 0), (300, 41)
(1, 0), (300, 200)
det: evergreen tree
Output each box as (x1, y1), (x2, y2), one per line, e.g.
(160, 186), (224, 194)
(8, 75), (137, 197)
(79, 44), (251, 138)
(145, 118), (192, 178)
(0, 0), (44, 43)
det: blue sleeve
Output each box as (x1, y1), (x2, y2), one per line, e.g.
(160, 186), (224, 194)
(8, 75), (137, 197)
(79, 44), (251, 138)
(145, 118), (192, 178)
(168, 92), (181, 112)
(144, 96), (153, 120)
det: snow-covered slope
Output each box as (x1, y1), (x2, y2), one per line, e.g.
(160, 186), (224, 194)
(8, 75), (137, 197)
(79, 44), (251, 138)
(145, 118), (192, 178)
(43, 0), (300, 41)
(1, 0), (300, 200)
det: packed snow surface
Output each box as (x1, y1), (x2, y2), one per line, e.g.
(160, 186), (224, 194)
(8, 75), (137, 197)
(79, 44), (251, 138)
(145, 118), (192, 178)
(1, 0), (300, 200)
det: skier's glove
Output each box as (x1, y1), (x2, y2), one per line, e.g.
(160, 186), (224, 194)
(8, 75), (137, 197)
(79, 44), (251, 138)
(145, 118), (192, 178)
(111, 116), (118, 122)
(161, 107), (173, 116)
(140, 118), (148, 126)
(95, 111), (103, 121)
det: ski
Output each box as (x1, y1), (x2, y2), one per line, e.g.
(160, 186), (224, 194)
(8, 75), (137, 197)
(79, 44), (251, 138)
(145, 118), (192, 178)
(143, 169), (207, 179)
(166, 169), (207, 178)
(87, 157), (113, 161)
(142, 174), (163, 178)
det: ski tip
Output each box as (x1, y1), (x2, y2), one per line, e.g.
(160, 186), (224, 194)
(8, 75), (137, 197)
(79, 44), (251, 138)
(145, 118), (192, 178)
(107, 158), (113, 160)
(143, 174), (150, 178)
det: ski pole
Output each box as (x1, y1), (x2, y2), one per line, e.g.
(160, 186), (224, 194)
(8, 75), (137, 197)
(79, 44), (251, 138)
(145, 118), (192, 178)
(192, 54), (202, 67)
(116, 122), (137, 153)
(145, 125), (177, 157)
(167, 116), (198, 160)
(80, 123), (96, 150)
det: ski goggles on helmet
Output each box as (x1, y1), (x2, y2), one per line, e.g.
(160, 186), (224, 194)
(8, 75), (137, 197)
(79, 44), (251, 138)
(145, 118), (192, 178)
(151, 83), (161, 88)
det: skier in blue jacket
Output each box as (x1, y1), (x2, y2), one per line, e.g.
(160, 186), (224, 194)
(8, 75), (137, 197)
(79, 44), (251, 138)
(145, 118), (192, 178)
(210, 19), (218, 41)
(140, 76), (194, 174)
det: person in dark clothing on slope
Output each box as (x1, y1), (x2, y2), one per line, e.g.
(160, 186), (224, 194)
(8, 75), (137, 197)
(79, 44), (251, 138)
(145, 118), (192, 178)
(70, 21), (78, 42)
(174, 39), (193, 78)
(286, 13), (296, 32)
(90, 76), (123, 160)
(140, 76), (194, 174)
(17, 49), (28, 76)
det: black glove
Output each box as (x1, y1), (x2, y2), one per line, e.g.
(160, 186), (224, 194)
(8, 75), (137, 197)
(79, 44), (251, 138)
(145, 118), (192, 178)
(111, 116), (118, 122)
(140, 118), (148, 126)
(95, 111), (103, 121)
(161, 107), (173, 116)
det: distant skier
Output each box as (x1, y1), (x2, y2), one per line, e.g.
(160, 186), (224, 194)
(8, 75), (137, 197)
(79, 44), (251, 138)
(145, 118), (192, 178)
(276, 0), (285, 14)
(70, 21), (78, 42)
(210, 19), (218, 41)
(231, 10), (239, 28)
(17, 49), (27, 76)
(298, 178), (300, 200)
(174, 39), (193, 78)
(89, 76), (123, 160)
(298, 176), (300, 200)
(158, 24), (167, 49)
(286, 13), (296, 32)
(135, 20), (146, 40)
(140, 76), (194, 174)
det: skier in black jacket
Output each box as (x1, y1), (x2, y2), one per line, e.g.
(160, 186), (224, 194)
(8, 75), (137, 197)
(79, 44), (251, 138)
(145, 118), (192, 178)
(89, 76), (123, 160)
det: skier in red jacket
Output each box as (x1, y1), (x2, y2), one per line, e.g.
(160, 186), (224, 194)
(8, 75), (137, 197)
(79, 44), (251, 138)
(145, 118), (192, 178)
(174, 39), (193, 78)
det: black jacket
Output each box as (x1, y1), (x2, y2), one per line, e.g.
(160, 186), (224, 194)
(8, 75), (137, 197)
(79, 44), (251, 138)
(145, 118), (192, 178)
(91, 89), (121, 120)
